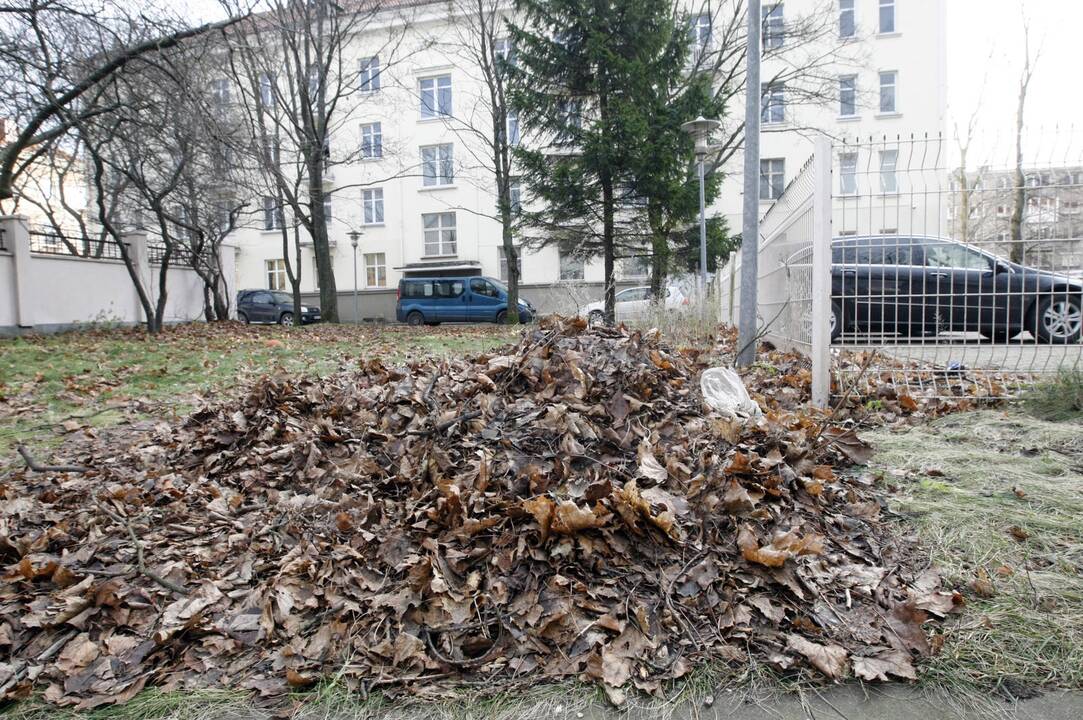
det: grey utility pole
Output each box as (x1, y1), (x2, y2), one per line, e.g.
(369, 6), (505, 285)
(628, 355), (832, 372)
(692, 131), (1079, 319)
(737, 0), (762, 367)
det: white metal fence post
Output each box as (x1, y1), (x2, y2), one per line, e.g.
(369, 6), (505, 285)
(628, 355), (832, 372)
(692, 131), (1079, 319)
(810, 137), (833, 408)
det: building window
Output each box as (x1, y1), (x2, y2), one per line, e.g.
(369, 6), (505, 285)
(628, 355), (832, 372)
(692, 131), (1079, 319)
(761, 83), (785, 124)
(879, 71), (897, 113)
(622, 254), (650, 279)
(421, 144), (454, 186)
(363, 188), (384, 225)
(361, 122), (382, 158)
(506, 110), (520, 147)
(879, 149), (898, 193)
(509, 178), (522, 214)
(311, 257), (320, 289)
(211, 79), (230, 106)
(839, 0), (855, 38)
(263, 196), (283, 230)
(259, 73), (275, 108)
(262, 137), (279, 167)
(879, 0), (895, 33)
(420, 75), (453, 119)
(839, 75), (857, 116)
(364, 252), (387, 287)
(422, 212), (457, 256)
(323, 196), (332, 226)
(690, 13), (711, 50)
(498, 246), (519, 282)
(762, 4), (784, 49)
(494, 37), (516, 66)
(266, 259), (286, 290)
(559, 252), (585, 281)
(359, 56), (381, 92)
(839, 153), (858, 194)
(307, 65), (320, 97)
(558, 99), (583, 131)
(759, 158), (785, 200)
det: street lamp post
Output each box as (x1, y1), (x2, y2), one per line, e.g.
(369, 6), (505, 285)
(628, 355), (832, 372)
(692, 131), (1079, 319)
(349, 230), (361, 324)
(680, 116), (721, 299)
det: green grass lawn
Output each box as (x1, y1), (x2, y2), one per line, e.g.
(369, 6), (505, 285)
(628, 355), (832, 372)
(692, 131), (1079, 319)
(0, 322), (520, 459)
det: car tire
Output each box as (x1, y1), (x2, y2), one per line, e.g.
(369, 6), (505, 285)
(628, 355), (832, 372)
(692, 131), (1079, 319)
(829, 301), (843, 342)
(588, 310), (605, 326)
(406, 311), (425, 327)
(1033, 295), (1083, 344)
(495, 310), (507, 325)
(279, 312), (293, 326)
(239, 312), (249, 324)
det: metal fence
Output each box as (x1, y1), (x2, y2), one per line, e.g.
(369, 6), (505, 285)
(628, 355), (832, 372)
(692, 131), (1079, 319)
(28, 225), (128, 261)
(722, 134), (1083, 404)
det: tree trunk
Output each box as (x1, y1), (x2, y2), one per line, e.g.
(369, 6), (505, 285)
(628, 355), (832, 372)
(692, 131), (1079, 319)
(500, 200), (520, 324)
(1010, 29), (1033, 264)
(648, 205), (668, 301)
(602, 178), (616, 324)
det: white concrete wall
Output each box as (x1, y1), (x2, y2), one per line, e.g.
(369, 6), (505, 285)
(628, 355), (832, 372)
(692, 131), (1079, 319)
(0, 217), (235, 333)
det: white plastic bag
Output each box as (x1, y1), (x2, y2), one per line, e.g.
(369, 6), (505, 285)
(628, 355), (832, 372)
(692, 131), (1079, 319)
(700, 367), (763, 421)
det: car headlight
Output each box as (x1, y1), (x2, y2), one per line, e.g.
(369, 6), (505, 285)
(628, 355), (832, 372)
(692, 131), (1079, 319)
(301, 306), (309, 312)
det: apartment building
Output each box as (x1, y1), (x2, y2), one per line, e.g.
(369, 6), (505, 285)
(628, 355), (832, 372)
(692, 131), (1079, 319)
(226, 0), (948, 317)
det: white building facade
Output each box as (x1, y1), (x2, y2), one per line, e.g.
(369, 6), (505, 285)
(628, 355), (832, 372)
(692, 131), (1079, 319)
(225, 0), (947, 319)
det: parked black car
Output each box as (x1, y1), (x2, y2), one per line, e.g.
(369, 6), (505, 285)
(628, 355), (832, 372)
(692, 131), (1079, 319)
(236, 290), (321, 325)
(829, 236), (1083, 344)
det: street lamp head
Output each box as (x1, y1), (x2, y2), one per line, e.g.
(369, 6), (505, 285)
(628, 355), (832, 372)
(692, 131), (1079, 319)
(349, 230), (360, 249)
(680, 116), (721, 140)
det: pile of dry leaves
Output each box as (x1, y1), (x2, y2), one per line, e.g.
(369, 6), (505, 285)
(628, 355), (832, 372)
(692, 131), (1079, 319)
(0, 318), (960, 709)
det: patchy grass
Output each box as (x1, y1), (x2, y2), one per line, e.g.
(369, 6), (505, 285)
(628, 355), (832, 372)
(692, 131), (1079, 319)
(867, 409), (1083, 698)
(1023, 370), (1083, 422)
(0, 322), (520, 459)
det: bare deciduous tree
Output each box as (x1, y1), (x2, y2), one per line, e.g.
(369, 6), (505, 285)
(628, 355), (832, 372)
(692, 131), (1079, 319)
(1009, 17), (1038, 263)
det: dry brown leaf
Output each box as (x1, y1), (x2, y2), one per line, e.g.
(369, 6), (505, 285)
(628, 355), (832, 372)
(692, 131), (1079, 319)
(785, 634), (849, 679)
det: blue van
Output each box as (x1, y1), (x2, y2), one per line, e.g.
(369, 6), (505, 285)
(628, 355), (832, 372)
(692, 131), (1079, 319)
(396, 276), (535, 325)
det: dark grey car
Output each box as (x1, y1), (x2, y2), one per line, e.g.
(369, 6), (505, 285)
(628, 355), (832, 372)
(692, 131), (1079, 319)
(237, 290), (321, 325)
(830, 236), (1083, 344)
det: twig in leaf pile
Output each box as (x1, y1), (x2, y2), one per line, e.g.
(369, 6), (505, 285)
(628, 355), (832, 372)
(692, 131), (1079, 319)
(97, 504), (188, 596)
(16, 444), (88, 474)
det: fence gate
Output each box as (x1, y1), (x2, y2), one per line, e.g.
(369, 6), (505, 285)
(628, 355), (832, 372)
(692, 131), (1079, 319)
(719, 134), (1083, 406)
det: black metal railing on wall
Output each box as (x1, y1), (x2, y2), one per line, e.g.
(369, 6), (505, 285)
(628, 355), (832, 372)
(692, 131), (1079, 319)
(28, 225), (128, 260)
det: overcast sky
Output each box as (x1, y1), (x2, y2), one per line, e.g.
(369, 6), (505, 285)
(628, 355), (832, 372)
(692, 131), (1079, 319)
(946, 0), (1082, 169)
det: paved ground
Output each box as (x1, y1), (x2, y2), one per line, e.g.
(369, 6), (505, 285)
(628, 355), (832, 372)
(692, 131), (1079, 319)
(836, 337), (1082, 371)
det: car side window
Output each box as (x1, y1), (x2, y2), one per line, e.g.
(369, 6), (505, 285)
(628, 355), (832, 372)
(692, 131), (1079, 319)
(881, 244), (912, 265)
(925, 243), (991, 271)
(434, 280), (464, 298)
(470, 278), (498, 297)
(252, 292), (272, 304)
(617, 289), (647, 303)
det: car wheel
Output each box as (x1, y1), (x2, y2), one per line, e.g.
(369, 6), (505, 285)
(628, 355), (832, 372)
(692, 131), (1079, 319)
(279, 312), (293, 326)
(495, 310), (507, 325)
(829, 301), (843, 342)
(239, 312), (249, 324)
(588, 310), (605, 326)
(1033, 296), (1083, 344)
(406, 311), (424, 327)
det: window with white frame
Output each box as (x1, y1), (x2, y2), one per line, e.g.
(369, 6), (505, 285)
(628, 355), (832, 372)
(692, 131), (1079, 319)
(323, 196), (332, 225)
(364, 252), (387, 287)
(307, 65), (320, 97)
(494, 37), (516, 67)
(839, 0), (855, 38)
(839, 75), (857, 116)
(419, 75), (453, 119)
(622, 254), (650, 279)
(762, 4), (784, 49)
(263, 196), (283, 230)
(506, 110), (520, 147)
(759, 158), (785, 200)
(509, 178), (522, 214)
(559, 252), (585, 281)
(262, 137), (279, 167)
(879, 0), (895, 33)
(839, 153), (858, 194)
(690, 13), (711, 50)
(363, 188), (384, 225)
(761, 83), (785, 123)
(361, 122), (382, 158)
(211, 79), (230, 106)
(422, 212), (457, 256)
(266, 259), (286, 290)
(259, 73), (275, 108)
(421, 144), (454, 186)
(359, 56), (381, 92)
(879, 71), (897, 113)
(498, 245), (519, 282)
(879, 149), (898, 193)
(559, 98), (583, 131)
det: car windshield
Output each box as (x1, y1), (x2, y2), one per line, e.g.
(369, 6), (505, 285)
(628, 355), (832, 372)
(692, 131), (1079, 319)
(487, 278), (508, 293)
(272, 292), (292, 304)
